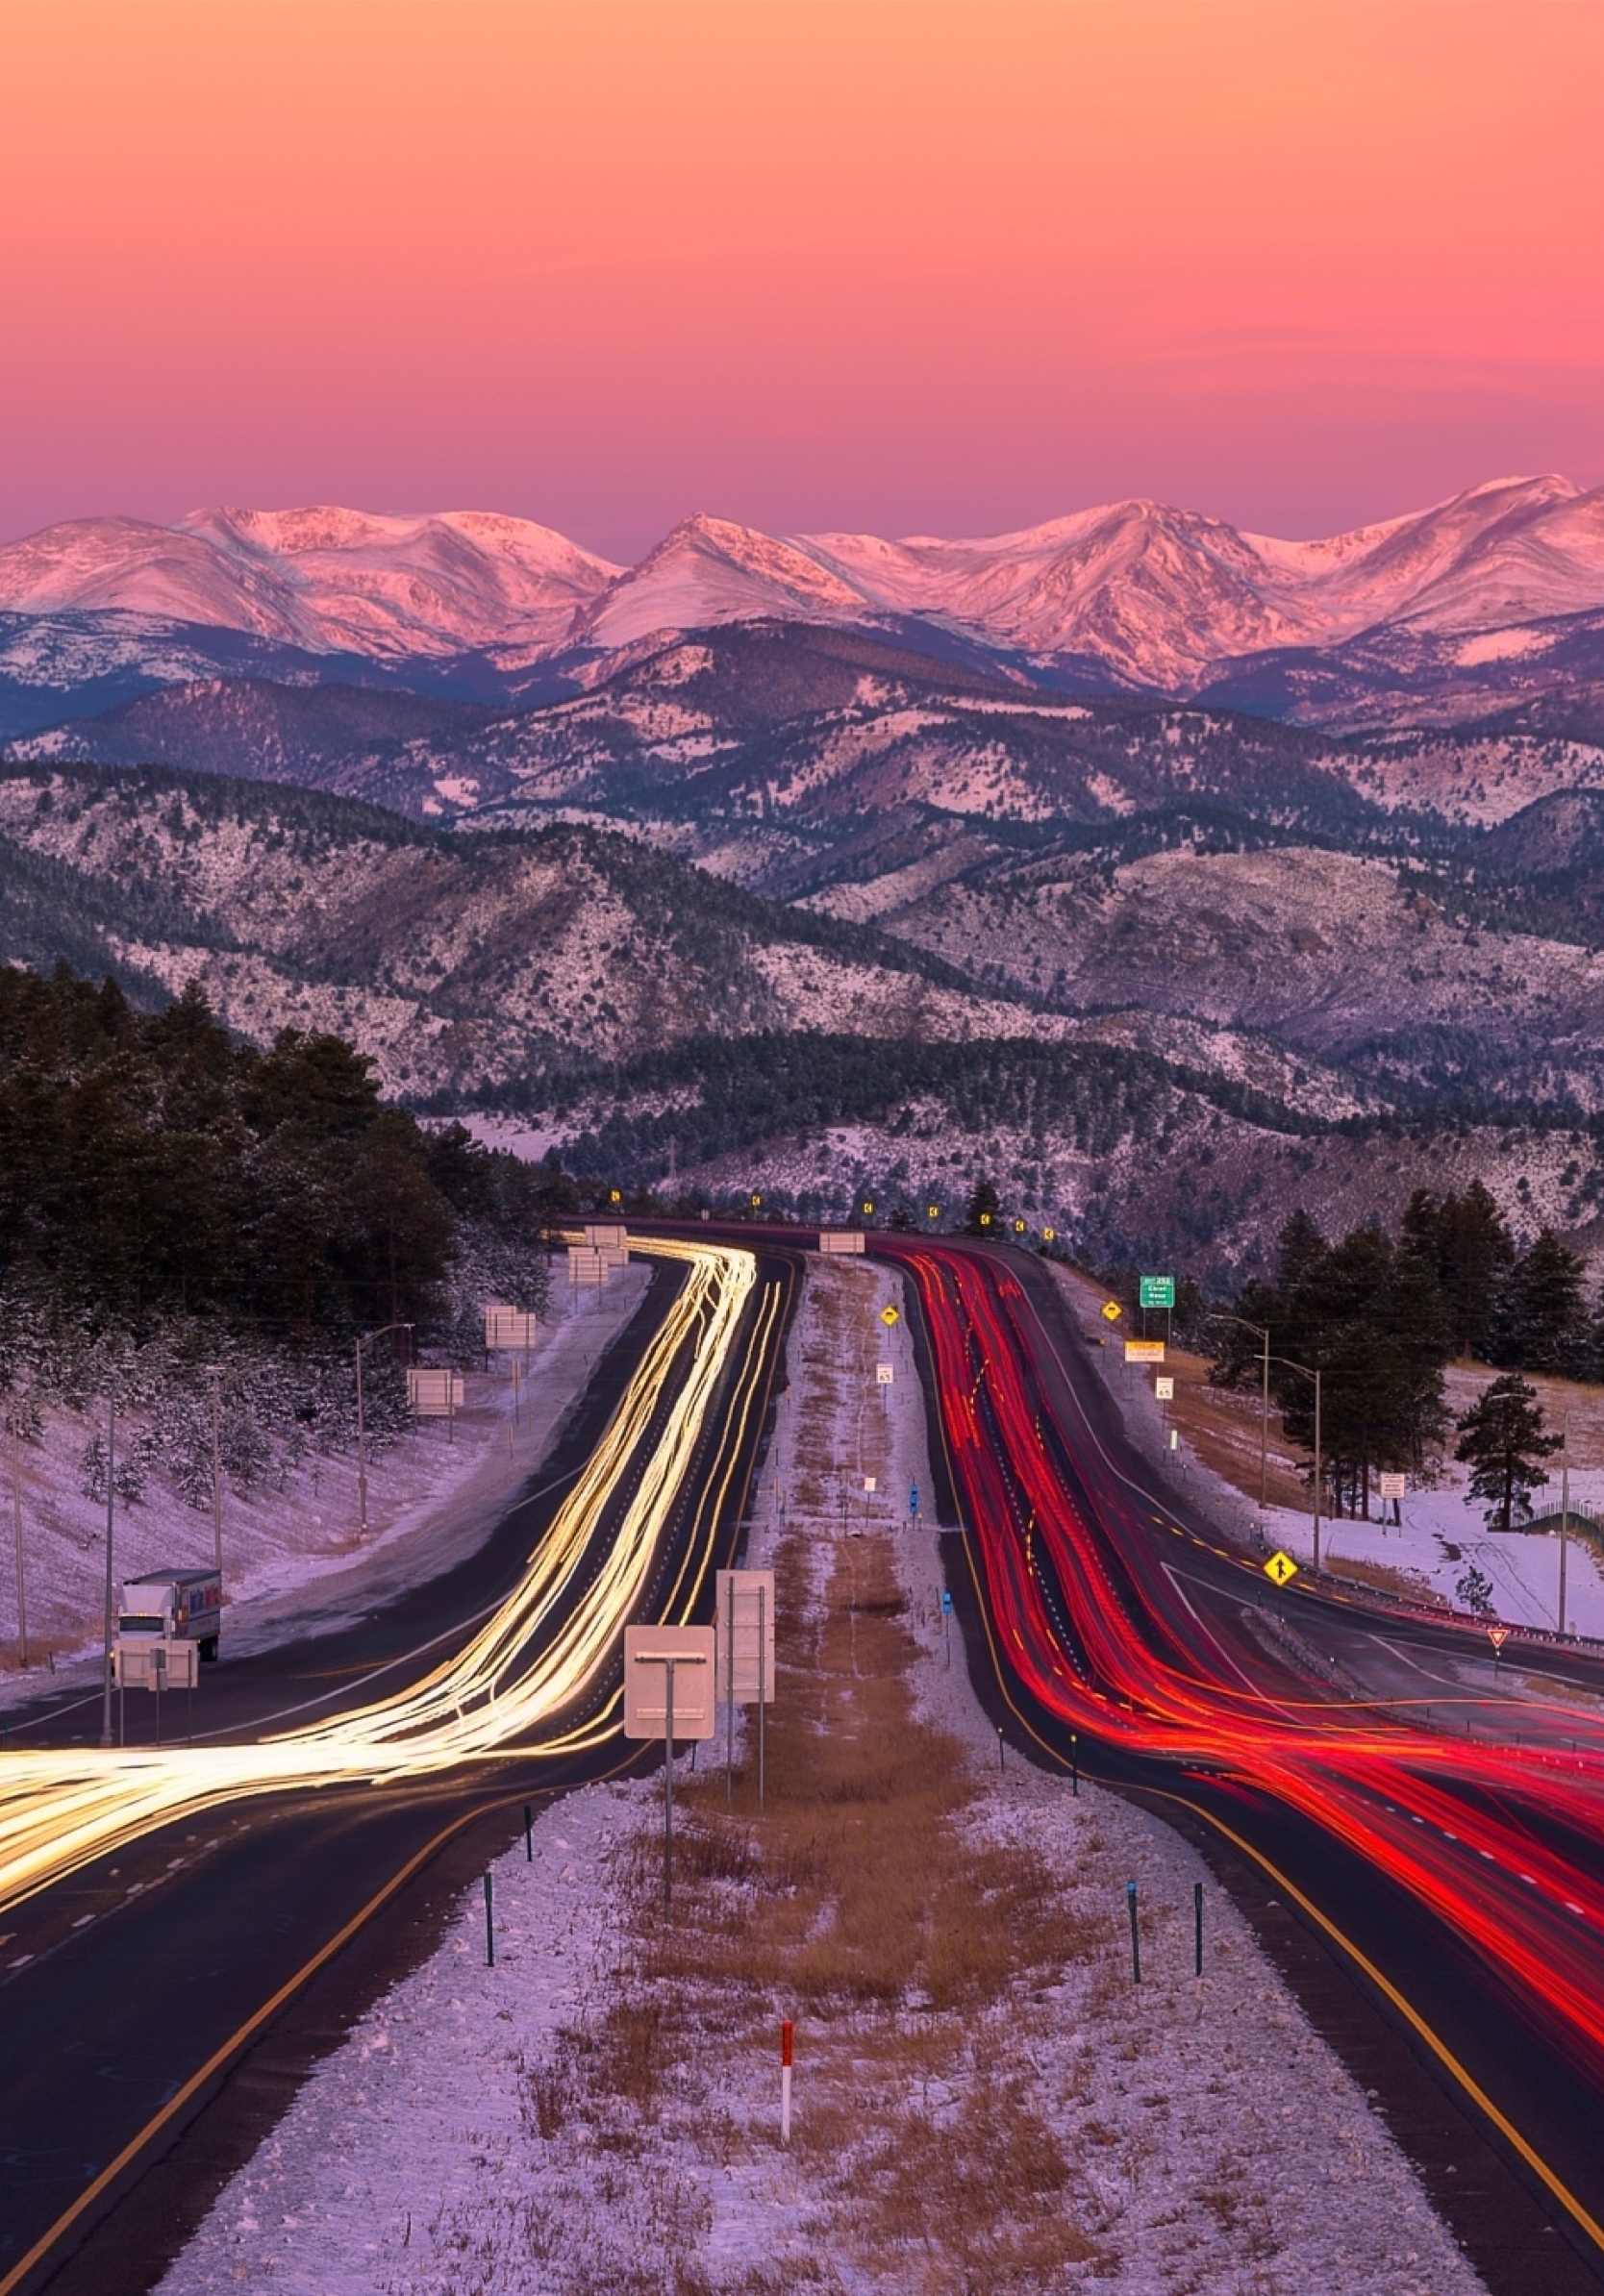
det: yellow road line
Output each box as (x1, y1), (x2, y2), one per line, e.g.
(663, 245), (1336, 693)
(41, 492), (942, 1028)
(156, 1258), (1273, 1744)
(1155, 1788), (1604, 2262)
(1, 1248), (798, 2296)
(907, 1261), (1604, 2267)
(0, 1781), (584, 2296)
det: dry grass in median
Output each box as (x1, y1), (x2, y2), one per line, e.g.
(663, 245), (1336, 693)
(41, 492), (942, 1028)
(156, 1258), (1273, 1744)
(519, 1267), (1111, 2293)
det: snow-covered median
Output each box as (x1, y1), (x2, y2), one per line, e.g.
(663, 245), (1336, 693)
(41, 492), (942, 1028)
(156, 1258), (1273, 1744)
(157, 1259), (1484, 2296)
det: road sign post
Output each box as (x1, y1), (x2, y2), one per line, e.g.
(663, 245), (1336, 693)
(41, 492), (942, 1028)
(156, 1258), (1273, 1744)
(715, 1570), (775, 1807)
(940, 1585), (952, 1665)
(624, 1626), (715, 1909)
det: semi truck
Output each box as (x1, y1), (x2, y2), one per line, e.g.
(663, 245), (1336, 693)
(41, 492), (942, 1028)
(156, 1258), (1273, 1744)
(116, 1568), (222, 1662)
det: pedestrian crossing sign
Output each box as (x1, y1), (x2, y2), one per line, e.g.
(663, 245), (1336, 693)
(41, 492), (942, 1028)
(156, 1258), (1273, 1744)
(1263, 1550), (1299, 1585)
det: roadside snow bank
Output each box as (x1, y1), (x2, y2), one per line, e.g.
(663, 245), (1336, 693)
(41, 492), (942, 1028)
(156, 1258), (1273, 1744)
(0, 1266), (648, 1690)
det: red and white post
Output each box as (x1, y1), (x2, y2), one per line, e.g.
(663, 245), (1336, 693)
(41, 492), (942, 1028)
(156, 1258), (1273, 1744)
(780, 2018), (793, 2143)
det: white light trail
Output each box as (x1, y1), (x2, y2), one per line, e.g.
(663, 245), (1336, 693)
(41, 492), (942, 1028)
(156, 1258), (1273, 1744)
(0, 1236), (756, 1916)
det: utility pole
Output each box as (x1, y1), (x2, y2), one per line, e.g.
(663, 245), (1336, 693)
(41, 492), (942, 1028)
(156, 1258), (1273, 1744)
(356, 1323), (412, 1541)
(99, 1393), (116, 1748)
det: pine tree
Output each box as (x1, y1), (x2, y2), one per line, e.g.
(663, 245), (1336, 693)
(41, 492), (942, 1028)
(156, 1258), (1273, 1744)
(1401, 1180), (1513, 1360)
(1455, 1373), (1563, 1533)
(1275, 1208), (1326, 1295)
(1273, 1223), (1450, 1517)
(1492, 1227), (1590, 1373)
(964, 1177), (1001, 1236)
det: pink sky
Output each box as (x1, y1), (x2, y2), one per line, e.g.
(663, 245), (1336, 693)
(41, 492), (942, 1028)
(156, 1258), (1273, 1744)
(2, 0), (1602, 559)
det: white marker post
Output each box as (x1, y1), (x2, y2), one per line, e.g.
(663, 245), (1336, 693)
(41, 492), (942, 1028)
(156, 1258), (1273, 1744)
(781, 2018), (793, 2143)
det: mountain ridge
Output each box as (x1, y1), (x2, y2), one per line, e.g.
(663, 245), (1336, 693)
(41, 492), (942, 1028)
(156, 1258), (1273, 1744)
(6, 477), (1604, 719)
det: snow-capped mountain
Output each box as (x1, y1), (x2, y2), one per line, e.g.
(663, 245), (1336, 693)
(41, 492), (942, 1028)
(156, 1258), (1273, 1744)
(808, 476), (1604, 686)
(0, 507), (621, 667)
(3, 477), (1604, 724)
(552, 476), (1604, 688)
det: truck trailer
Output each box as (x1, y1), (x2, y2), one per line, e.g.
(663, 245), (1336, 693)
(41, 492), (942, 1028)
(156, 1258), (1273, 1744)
(117, 1568), (222, 1662)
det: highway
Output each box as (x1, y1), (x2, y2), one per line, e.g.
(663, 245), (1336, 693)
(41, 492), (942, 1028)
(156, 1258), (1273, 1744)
(878, 1235), (1604, 2296)
(0, 1235), (797, 2296)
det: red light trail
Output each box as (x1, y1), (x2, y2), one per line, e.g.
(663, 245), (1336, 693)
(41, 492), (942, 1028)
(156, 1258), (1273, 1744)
(883, 1240), (1604, 2172)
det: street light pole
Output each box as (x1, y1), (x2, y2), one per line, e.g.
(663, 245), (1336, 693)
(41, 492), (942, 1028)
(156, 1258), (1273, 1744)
(1559, 1413), (1569, 1638)
(1206, 1310), (1272, 1525)
(1305, 1368), (1314, 1570)
(11, 1405), (28, 1671)
(209, 1370), (223, 1575)
(99, 1392), (115, 1748)
(355, 1337), (366, 1539)
(1268, 1354), (1322, 1568)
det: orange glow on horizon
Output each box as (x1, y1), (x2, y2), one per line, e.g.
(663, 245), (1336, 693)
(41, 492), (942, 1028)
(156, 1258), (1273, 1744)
(2, 0), (1601, 555)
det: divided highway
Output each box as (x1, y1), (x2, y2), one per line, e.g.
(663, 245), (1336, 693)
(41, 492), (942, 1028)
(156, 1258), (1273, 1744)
(0, 1235), (797, 2296)
(879, 1236), (1604, 2296)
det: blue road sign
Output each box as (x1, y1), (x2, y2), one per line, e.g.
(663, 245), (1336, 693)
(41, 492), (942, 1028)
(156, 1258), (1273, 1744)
(940, 1588), (952, 1613)
(910, 1483), (919, 1515)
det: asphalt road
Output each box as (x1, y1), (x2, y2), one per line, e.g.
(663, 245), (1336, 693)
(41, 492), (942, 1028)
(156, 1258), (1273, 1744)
(877, 1235), (1604, 2296)
(0, 1241), (799, 2296)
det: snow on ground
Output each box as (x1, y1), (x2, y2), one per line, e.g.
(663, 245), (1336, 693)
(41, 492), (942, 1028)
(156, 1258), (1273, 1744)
(1260, 1475), (1604, 1640)
(0, 1264), (649, 1698)
(158, 1257), (1484, 2296)
(1051, 1264), (1604, 1642)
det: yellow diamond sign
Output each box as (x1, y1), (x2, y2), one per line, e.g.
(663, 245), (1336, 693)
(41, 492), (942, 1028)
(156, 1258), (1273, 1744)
(880, 1305), (899, 1327)
(1264, 1550), (1299, 1586)
(1101, 1300), (1122, 1323)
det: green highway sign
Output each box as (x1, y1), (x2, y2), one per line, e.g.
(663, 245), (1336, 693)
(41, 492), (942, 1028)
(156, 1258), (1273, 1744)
(1140, 1275), (1175, 1310)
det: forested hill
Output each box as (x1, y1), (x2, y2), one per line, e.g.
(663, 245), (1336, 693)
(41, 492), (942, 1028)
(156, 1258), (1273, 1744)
(0, 761), (1057, 1105)
(0, 964), (554, 1338)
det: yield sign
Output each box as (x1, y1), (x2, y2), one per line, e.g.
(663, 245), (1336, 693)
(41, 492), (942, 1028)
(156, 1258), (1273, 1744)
(1488, 1626), (1509, 1650)
(1263, 1550), (1299, 1586)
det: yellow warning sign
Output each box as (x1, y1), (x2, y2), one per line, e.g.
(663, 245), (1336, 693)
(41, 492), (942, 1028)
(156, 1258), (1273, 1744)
(880, 1305), (899, 1327)
(1264, 1550), (1299, 1586)
(1101, 1300), (1122, 1323)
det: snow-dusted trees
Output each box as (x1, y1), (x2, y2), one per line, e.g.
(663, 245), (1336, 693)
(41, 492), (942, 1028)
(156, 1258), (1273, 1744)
(0, 966), (548, 1345)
